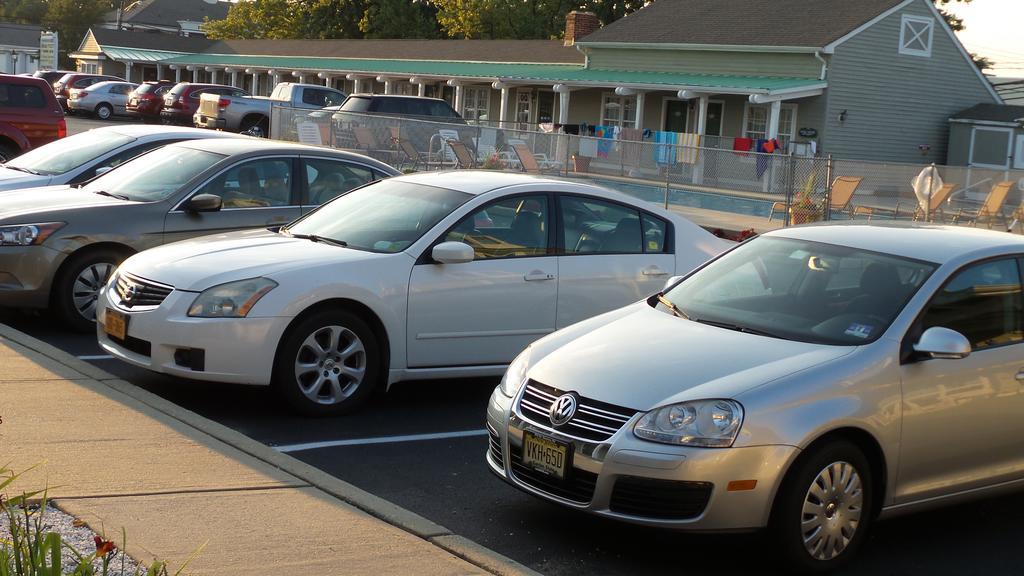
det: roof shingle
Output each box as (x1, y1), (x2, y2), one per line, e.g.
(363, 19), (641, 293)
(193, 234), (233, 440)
(104, 0), (230, 28)
(950, 103), (1024, 123)
(579, 0), (906, 48)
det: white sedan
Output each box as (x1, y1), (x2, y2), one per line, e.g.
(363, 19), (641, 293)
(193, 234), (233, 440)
(97, 171), (729, 415)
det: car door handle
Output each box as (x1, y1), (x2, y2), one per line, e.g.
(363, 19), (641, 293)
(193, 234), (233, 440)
(641, 266), (669, 277)
(524, 271), (556, 281)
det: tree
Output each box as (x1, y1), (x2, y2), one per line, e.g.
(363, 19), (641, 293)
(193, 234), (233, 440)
(42, 0), (112, 67)
(202, 0), (296, 39)
(360, 0), (441, 39)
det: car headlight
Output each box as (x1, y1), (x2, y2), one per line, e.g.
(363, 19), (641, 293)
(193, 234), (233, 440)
(498, 347), (532, 398)
(0, 223), (65, 246)
(187, 277), (277, 318)
(634, 399), (743, 448)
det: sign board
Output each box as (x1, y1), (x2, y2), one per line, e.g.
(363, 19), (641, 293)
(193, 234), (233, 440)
(798, 127), (818, 138)
(296, 121), (323, 146)
(39, 31), (58, 71)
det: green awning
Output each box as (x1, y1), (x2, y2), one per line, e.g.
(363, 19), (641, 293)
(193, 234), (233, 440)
(102, 46), (191, 63)
(158, 53), (825, 95)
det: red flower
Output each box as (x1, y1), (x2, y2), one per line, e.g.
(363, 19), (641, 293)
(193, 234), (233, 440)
(94, 536), (116, 557)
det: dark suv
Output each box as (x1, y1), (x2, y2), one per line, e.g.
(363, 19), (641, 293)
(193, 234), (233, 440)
(161, 83), (248, 125)
(53, 73), (124, 112)
(31, 70), (77, 86)
(0, 74), (67, 161)
(335, 94), (463, 121)
(126, 80), (176, 123)
(331, 94), (467, 158)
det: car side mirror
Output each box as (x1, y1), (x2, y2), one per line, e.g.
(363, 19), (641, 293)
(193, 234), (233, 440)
(185, 193), (223, 213)
(663, 275), (684, 291)
(432, 241), (475, 264)
(913, 327), (971, 360)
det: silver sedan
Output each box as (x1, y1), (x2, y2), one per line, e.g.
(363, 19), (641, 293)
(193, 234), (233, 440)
(487, 223), (1024, 572)
(67, 81), (136, 119)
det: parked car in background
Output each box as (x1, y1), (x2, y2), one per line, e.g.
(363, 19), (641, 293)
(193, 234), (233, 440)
(126, 80), (175, 123)
(194, 82), (346, 136)
(0, 73), (66, 162)
(0, 138), (398, 331)
(53, 73), (124, 112)
(487, 223), (1024, 572)
(97, 170), (728, 415)
(331, 94), (467, 158)
(30, 70), (77, 86)
(67, 81), (138, 120)
(335, 94), (463, 120)
(0, 125), (242, 192)
(161, 83), (248, 126)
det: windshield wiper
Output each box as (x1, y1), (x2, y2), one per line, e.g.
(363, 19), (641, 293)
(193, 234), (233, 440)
(4, 165), (39, 175)
(694, 318), (782, 339)
(287, 232), (348, 247)
(656, 294), (692, 321)
(92, 190), (130, 200)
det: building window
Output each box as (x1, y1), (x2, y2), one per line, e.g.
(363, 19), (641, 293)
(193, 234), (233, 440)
(744, 103), (797, 147)
(463, 86), (490, 122)
(899, 15), (934, 57)
(80, 62), (99, 74)
(601, 93), (637, 128)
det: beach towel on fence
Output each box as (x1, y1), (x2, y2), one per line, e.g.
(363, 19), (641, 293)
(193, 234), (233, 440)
(595, 125), (613, 158)
(654, 131), (678, 165)
(733, 137), (753, 156)
(620, 127), (644, 167)
(678, 133), (701, 164)
(755, 138), (781, 179)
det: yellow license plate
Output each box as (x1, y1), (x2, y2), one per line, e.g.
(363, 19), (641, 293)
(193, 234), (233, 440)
(104, 308), (127, 341)
(522, 431), (570, 480)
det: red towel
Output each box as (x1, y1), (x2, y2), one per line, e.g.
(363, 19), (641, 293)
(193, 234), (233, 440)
(733, 137), (753, 153)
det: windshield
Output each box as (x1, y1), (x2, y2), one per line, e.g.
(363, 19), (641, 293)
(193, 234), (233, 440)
(662, 236), (938, 345)
(81, 146), (225, 202)
(285, 180), (471, 253)
(6, 131), (135, 175)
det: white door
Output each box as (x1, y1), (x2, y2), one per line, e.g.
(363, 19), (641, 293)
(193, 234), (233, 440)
(1015, 135), (1024, 170)
(969, 126), (1013, 169)
(556, 195), (675, 329)
(407, 194), (557, 367)
(896, 257), (1024, 503)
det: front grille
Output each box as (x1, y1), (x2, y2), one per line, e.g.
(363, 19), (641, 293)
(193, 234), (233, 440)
(509, 442), (597, 504)
(487, 422), (503, 464)
(115, 273), (173, 309)
(609, 476), (712, 519)
(517, 380), (638, 442)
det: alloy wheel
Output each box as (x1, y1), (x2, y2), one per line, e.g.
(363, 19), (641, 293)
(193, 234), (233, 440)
(293, 325), (367, 405)
(800, 460), (864, 561)
(72, 262), (115, 321)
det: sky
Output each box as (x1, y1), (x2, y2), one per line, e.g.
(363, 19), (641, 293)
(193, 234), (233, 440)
(946, 0), (1024, 78)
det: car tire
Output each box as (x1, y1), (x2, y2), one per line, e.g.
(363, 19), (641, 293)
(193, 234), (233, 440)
(53, 248), (124, 332)
(273, 309), (380, 416)
(240, 115), (269, 137)
(0, 142), (17, 163)
(770, 440), (873, 574)
(95, 103), (113, 120)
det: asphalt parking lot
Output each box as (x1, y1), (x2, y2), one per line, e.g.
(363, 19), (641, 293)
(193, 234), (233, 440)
(10, 116), (1024, 575)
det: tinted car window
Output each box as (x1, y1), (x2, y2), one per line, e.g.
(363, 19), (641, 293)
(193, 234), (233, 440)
(72, 140), (180, 183)
(340, 96), (372, 113)
(446, 195), (550, 259)
(198, 158), (294, 208)
(304, 158), (375, 205)
(562, 196), (642, 254)
(921, 258), (1023, 350)
(0, 83), (46, 108)
(6, 131), (135, 175)
(81, 147), (225, 202)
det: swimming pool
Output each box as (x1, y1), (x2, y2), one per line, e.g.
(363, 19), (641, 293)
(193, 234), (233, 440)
(585, 177), (776, 219)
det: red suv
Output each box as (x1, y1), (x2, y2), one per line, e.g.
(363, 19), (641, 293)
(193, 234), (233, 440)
(126, 80), (175, 123)
(53, 73), (124, 112)
(161, 83), (248, 125)
(0, 74), (66, 161)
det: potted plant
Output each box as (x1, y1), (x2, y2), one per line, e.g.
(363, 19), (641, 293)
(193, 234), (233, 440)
(790, 173), (822, 224)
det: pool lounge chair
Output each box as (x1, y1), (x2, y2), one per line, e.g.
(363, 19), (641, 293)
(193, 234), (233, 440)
(910, 182), (956, 222)
(952, 180), (1014, 228)
(445, 139), (477, 169)
(510, 142), (562, 174)
(769, 176), (869, 222)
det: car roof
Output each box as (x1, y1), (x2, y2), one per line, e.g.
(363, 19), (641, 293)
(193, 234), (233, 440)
(347, 93), (446, 102)
(768, 222), (1024, 264)
(86, 81), (135, 89)
(169, 138), (400, 172)
(96, 125), (243, 139)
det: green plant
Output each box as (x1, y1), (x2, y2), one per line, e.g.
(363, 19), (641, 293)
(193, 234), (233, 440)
(791, 173), (822, 223)
(481, 152), (506, 170)
(0, 465), (204, 576)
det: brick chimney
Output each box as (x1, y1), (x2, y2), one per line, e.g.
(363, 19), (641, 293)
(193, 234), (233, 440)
(564, 11), (600, 46)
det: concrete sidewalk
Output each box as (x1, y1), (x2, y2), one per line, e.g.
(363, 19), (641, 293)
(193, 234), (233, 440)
(0, 325), (536, 576)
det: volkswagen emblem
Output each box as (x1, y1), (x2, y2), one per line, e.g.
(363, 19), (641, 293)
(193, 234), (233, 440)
(122, 282), (138, 306)
(549, 393), (578, 426)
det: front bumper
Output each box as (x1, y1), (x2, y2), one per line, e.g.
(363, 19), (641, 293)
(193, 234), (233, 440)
(96, 282), (289, 385)
(0, 245), (64, 309)
(486, 387), (798, 531)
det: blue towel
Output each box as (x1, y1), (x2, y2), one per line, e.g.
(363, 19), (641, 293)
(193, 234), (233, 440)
(654, 131), (677, 165)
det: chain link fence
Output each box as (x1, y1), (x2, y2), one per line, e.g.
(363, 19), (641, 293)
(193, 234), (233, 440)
(272, 104), (1024, 231)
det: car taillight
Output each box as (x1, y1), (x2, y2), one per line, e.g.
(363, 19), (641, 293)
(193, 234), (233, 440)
(57, 118), (67, 139)
(218, 98), (230, 108)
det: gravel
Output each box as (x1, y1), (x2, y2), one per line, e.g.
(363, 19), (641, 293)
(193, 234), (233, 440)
(0, 501), (147, 575)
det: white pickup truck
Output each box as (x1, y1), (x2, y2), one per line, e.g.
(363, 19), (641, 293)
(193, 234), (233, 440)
(194, 82), (347, 136)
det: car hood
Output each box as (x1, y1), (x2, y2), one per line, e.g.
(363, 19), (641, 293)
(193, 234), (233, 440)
(0, 169), (51, 191)
(120, 229), (390, 291)
(0, 186), (128, 221)
(527, 304), (854, 411)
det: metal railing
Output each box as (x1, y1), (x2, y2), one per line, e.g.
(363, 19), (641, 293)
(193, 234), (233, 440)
(271, 103), (1024, 232)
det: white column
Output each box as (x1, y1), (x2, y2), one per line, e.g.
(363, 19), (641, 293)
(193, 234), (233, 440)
(554, 84), (571, 125)
(267, 70), (278, 93)
(175, 67), (182, 83)
(767, 99), (782, 139)
(634, 92), (645, 131)
(696, 95), (709, 135)
(230, 71), (239, 87)
(498, 86), (510, 128)
(318, 72), (331, 87)
(156, 64), (163, 80)
(347, 74), (363, 94)
(188, 66), (197, 82)
(124, 62), (132, 82)
(207, 67), (218, 84)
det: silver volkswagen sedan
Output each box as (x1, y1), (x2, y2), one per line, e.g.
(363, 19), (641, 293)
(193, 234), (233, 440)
(487, 223), (1024, 572)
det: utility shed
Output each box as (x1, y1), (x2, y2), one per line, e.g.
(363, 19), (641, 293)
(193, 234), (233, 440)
(948, 104), (1024, 170)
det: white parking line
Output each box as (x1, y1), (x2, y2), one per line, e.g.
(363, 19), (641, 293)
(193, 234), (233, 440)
(274, 429), (488, 453)
(77, 354), (115, 360)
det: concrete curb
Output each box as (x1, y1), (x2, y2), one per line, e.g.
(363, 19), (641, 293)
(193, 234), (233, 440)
(0, 324), (542, 576)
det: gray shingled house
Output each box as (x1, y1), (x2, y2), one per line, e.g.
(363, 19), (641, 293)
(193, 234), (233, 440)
(70, 0), (999, 164)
